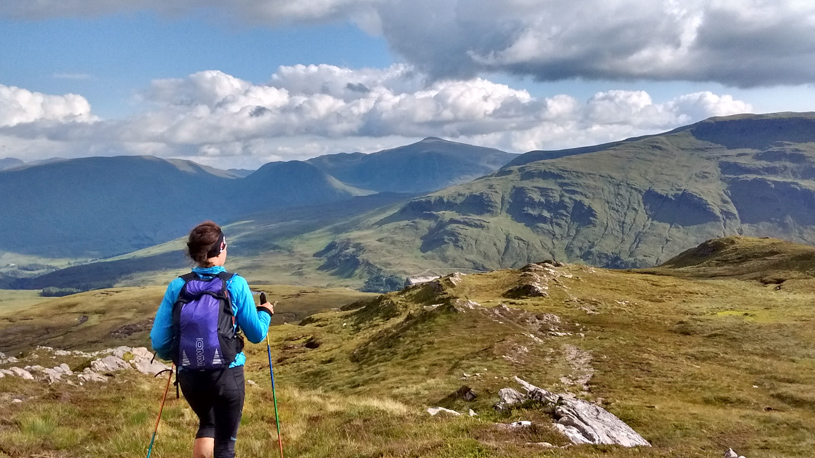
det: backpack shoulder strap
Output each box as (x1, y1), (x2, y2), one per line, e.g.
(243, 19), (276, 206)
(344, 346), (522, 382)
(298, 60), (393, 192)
(176, 272), (199, 302)
(216, 271), (235, 282)
(216, 272), (236, 314)
(216, 272), (235, 296)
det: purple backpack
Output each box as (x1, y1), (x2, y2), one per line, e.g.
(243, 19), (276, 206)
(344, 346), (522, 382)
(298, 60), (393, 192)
(171, 272), (243, 370)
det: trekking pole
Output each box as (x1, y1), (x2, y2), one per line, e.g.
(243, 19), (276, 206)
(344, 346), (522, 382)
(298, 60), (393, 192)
(261, 293), (284, 458)
(147, 364), (175, 458)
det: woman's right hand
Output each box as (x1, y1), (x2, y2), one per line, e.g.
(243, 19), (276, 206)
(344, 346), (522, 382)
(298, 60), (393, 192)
(258, 301), (275, 315)
(257, 291), (275, 316)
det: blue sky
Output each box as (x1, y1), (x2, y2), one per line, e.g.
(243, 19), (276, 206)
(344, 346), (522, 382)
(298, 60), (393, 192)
(1, 13), (393, 117)
(1, 1), (813, 169)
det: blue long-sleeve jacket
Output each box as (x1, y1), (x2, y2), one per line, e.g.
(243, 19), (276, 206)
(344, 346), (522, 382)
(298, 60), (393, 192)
(150, 266), (271, 368)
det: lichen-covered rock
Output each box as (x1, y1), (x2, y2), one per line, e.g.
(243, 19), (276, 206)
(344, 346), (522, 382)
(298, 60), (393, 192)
(553, 399), (650, 446)
(0, 351), (20, 364)
(494, 387), (526, 411)
(118, 346), (170, 375)
(91, 355), (130, 373)
(79, 370), (109, 383)
(38, 363), (74, 383)
(131, 355), (169, 375)
(3, 346), (169, 384)
(427, 407), (461, 416)
(508, 377), (650, 447)
(9, 367), (34, 380)
(452, 299), (480, 312)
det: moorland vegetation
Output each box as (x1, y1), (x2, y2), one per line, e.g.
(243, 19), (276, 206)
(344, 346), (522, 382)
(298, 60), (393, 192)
(1, 236), (814, 457)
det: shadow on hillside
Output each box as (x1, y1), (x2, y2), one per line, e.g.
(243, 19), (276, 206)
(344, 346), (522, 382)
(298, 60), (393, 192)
(691, 116), (815, 150)
(6, 251), (189, 291)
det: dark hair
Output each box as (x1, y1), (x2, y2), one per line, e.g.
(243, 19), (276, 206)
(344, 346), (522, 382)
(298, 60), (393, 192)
(187, 221), (223, 266)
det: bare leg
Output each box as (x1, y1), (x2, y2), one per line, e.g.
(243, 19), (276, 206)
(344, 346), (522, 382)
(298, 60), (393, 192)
(193, 437), (214, 458)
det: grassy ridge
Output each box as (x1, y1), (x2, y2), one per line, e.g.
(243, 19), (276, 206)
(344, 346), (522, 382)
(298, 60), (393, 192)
(0, 284), (375, 355)
(645, 236), (815, 281)
(0, 290), (57, 315)
(1, 237), (814, 456)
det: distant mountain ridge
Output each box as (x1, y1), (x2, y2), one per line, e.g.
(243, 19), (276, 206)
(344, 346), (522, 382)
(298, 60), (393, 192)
(0, 157), (24, 171)
(307, 137), (515, 193)
(0, 138), (513, 258)
(0, 156), (363, 257)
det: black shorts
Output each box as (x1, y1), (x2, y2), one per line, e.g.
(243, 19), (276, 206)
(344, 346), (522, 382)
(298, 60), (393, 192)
(178, 365), (245, 458)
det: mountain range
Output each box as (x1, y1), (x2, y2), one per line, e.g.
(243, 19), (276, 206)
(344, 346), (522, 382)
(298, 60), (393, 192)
(3, 112), (815, 291)
(0, 138), (515, 259)
(309, 112), (815, 277)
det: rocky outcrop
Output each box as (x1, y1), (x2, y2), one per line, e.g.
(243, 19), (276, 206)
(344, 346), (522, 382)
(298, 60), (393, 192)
(0, 345), (170, 385)
(494, 387), (526, 411)
(504, 261), (574, 299)
(28, 364), (73, 383)
(9, 367), (35, 380)
(724, 448), (747, 458)
(0, 351), (19, 364)
(496, 377), (650, 447)
(90, 355), (131, 373)
(504, 283), (548, 298)
(405, 275), (441, 287)
(427, 407), (461, 416)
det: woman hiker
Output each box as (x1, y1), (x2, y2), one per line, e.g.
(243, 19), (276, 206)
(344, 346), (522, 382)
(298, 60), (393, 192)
(151, 221), (274, 458)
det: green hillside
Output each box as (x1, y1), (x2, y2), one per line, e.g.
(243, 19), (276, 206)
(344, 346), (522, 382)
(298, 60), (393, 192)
(644, 236), (815, 282)
(0, 156), (227, 258)
(1, 236), (813, 457)
(303, 112), (815, 279)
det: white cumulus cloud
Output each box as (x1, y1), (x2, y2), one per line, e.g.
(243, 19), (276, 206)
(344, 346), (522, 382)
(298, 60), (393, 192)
(0, 85), (96, 127)
(498, 89), (752, 152)
(0, 66), (754, 168)
(666, 91), (753, 122)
